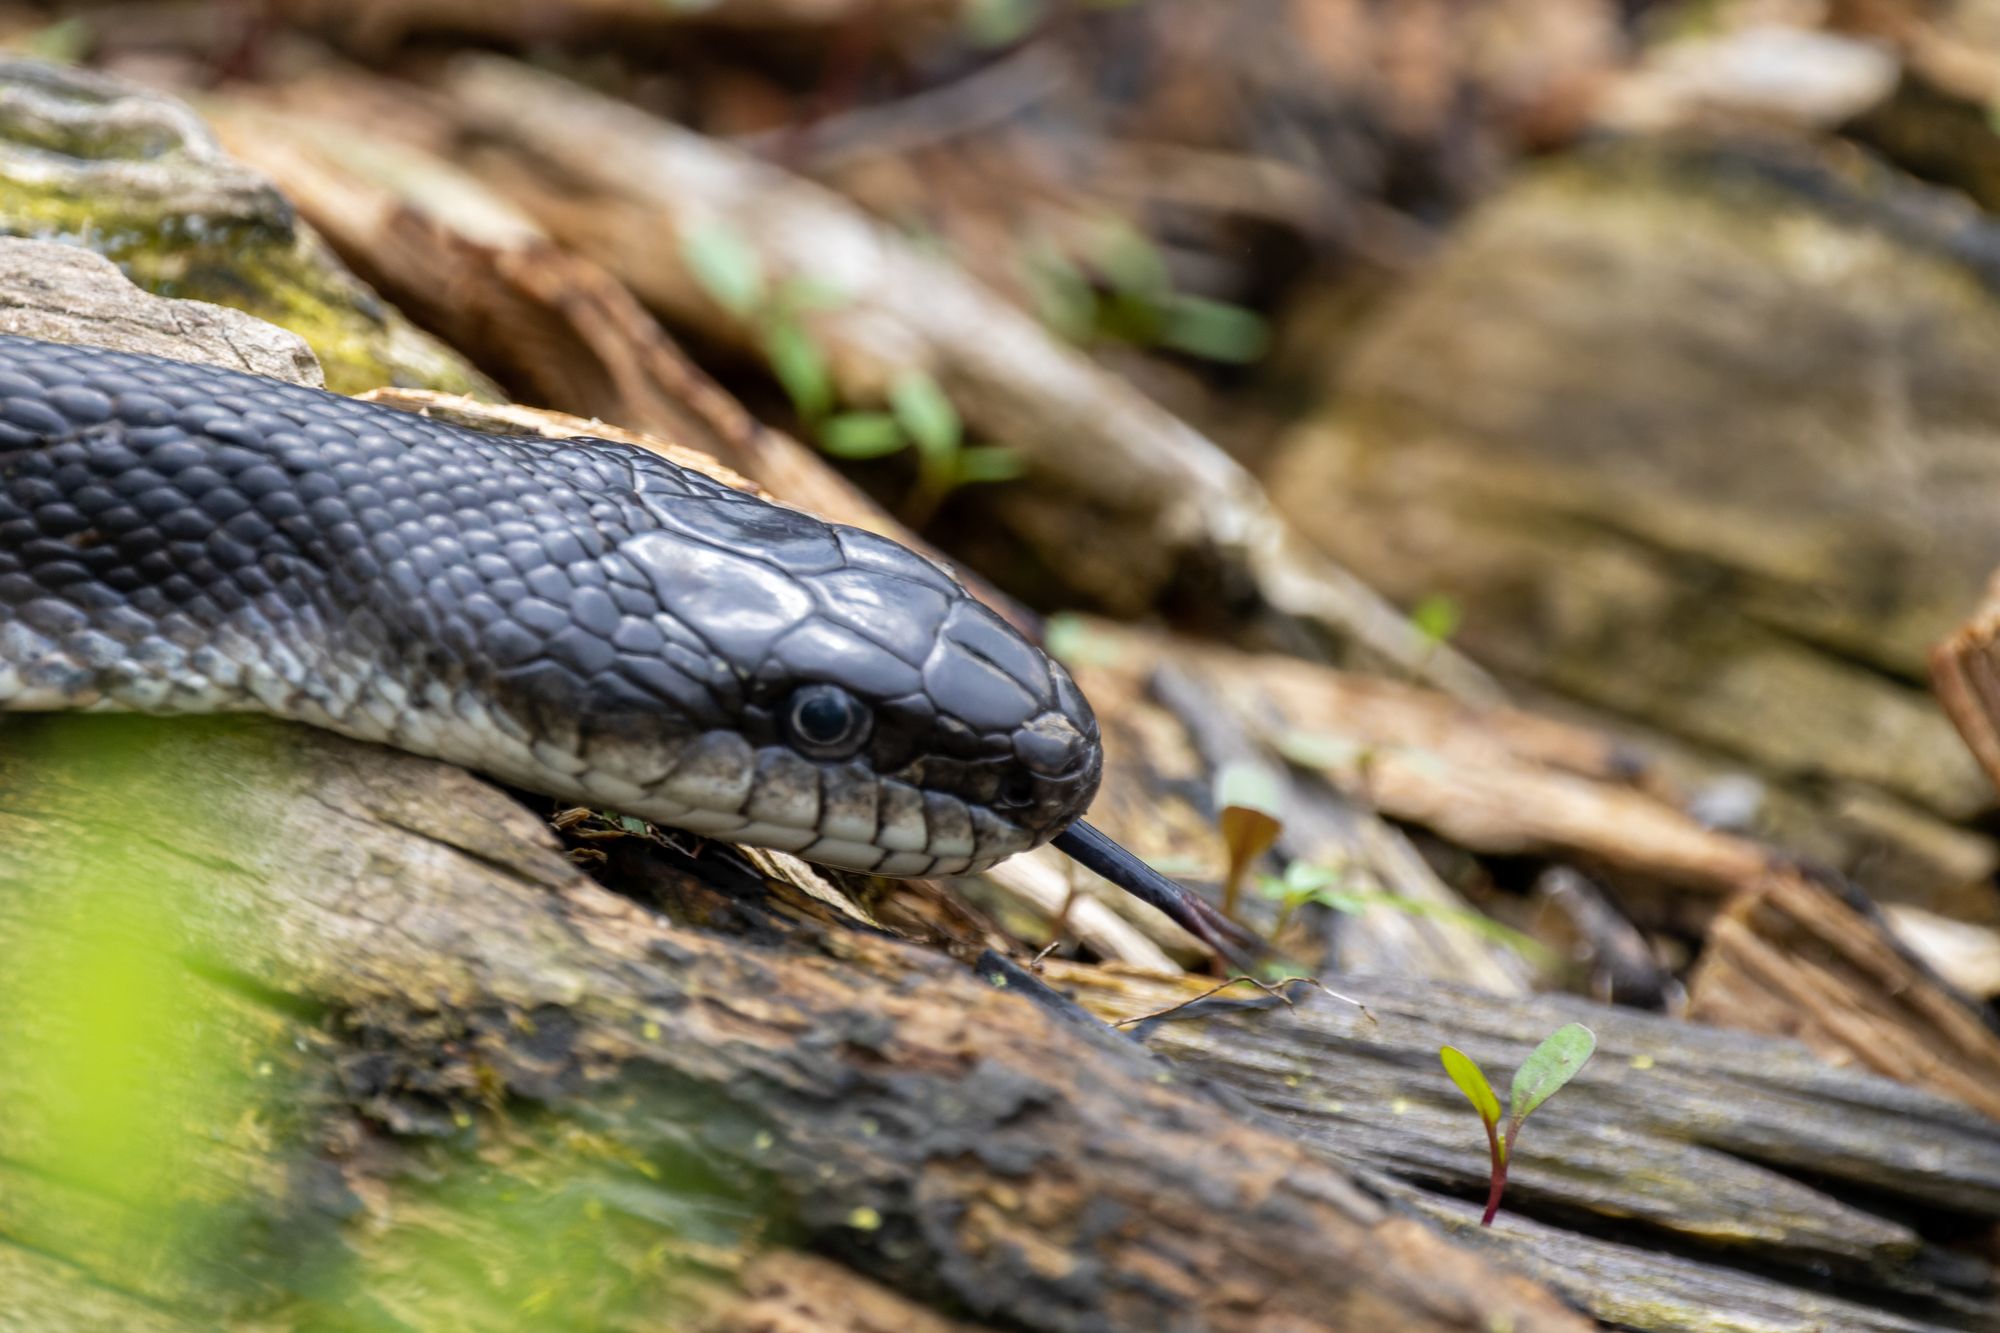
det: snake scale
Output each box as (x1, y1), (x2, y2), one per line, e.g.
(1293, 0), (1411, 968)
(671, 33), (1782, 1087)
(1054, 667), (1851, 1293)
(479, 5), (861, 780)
(0, 334), (1252, 957)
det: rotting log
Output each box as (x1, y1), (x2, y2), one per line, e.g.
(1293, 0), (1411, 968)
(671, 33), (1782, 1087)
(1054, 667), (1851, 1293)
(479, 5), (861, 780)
(1688, 866), (2000, 1117)
(0, 200), (1585, 1330)
(0, 713), (1590, 1333)
(1053, 963), (2000, 1333)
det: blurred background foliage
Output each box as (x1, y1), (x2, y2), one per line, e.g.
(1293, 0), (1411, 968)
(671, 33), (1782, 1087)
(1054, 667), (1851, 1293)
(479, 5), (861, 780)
(7, 1), (2000, 1328)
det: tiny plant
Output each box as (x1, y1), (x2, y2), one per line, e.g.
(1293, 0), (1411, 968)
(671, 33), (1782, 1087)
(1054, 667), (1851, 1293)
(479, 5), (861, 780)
(679, 220), (1022, 523)
(1255, 860), (1350, 940)
(1408, 593), (1462, 664)
(1018, 219), (1271, 364)
(1252, 860), (1559, 970)
(1439, 1023), (1597, 1226)
(1213, 760), (1284, 916)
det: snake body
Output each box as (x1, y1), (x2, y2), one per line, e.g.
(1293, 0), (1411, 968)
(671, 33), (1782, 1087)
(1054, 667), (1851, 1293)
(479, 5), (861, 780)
(0, 334), (1103, 877)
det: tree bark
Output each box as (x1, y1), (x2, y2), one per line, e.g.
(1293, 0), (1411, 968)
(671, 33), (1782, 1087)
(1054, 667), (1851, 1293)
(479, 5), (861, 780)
(0, 714), (1590, 1332)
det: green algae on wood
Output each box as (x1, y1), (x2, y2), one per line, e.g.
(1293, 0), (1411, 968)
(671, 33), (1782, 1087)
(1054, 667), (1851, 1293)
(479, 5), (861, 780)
(0, 57), (495, 397)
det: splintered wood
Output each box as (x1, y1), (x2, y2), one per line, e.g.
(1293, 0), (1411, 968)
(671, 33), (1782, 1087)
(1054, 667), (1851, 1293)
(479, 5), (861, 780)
(1688, 869), (2000, 1120)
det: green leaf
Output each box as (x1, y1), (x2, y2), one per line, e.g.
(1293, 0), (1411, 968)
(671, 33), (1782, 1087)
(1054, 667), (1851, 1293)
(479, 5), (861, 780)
(1215, 761), (1284, 819)
(1157, 294), (1270, 364)
(952, 445), (1025, 486)
(819, 413), (908, 459)
(22, 15), (91, 63)
(1020, 242), (1098, 342)
(963, 0), (1044, 45)
(1312, 886), (1376, 915)
(1270, 730), (1366, 771)
(1269, 861), (1343, 899)
(770, 275), (850, 315)
(1507, 1023), (1597, 1135)
(1288, 881), (1560, 969)
(889, 372), (961, 464)
(763, 323), (833, 421)
(1092, 221), (1170, 300)
(680, 221), (765, 318)
(1410, 593), (1462, 646)
(1042, 613), (1125, 668)
(1440, 1047), (1501, 1128)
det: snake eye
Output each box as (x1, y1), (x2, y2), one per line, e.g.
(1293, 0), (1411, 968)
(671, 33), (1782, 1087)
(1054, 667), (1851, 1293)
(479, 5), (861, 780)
(783, 683), (872, 758)
(995, 773), (1037, 810)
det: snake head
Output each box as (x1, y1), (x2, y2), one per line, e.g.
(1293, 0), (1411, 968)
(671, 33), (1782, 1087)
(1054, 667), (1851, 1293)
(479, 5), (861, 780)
(501, 463), (1103, 877)
(0, 335), (1102, 879)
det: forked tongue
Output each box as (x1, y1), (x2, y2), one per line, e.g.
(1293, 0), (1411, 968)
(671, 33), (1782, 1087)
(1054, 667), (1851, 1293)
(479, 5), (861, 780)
(1051, 820), (1265, 973)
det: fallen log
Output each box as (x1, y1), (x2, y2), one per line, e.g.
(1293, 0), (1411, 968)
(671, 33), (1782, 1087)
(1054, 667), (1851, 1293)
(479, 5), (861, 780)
(1054, 963), (2000, 1332)
(0, 55), (491, 395)
(5, 51), (1996, 1333)
(0, 157), (1585, 1329)
(0, 712), (1590, 1333)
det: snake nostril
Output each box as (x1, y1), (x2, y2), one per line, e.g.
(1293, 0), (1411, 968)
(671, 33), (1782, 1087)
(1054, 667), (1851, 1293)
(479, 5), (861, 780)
(1013, 714), (1083, 776)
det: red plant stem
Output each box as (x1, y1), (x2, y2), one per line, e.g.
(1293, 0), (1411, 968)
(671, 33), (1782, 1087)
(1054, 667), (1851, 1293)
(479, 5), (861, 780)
(1480, 1123), (1509, 1226)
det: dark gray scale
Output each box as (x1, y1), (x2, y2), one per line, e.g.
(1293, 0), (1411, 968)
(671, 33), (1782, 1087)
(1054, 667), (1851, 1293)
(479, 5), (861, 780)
(0, 333), (1105, 874)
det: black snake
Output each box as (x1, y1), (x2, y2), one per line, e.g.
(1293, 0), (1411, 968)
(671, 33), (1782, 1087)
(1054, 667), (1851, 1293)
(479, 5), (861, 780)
(0, 334), (1250, 957)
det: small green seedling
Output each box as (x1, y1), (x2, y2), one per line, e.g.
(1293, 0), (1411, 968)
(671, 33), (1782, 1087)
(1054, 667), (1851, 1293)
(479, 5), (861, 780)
(1409, 592), (1462, 648)
(1439, 1022), (1596, 1226)
(679, 222), (1023, 519)
(1213, 760), (1284, 916)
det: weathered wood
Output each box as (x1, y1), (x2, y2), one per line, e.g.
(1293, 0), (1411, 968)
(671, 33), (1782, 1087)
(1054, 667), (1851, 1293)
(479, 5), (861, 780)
(1050, 962), (2000, 1332)
(0, 237), (321, 384)
(1268, 132), (2000, 903)
(712, 1253), (996, 1333)
(1687, 868), (2000, 1118)
(1383, 1178), (1992, 1333)
(0, 715), (1589, 1333)
(1130, 625), (1772, 899)
(1933, 583), (2000, 804)
(0, 57), (490, 395)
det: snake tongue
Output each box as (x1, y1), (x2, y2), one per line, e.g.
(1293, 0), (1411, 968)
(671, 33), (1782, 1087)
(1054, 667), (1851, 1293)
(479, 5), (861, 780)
(1051, 821), (1265, 972)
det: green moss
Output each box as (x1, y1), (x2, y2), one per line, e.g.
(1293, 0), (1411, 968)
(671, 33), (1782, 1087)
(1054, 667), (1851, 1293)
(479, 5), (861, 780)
(0, 177), (497, 397)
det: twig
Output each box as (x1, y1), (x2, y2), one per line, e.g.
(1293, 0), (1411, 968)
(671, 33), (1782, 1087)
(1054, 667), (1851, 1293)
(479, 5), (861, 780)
(1112, 975), (1376, 1028)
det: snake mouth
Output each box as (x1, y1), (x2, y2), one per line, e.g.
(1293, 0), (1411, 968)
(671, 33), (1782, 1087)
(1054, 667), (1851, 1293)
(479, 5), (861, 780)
(569, 726), (1047, 877)
(614, 788), (1035, 878)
